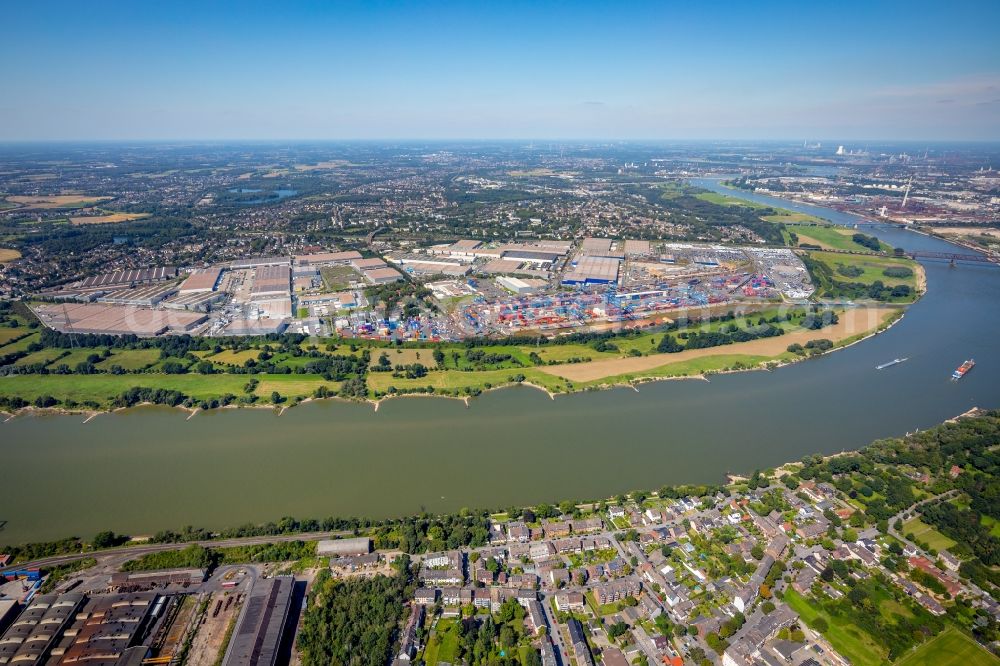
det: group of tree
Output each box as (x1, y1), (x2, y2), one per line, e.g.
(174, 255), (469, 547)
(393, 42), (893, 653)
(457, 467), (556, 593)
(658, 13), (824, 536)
(298, 558), (413, 666)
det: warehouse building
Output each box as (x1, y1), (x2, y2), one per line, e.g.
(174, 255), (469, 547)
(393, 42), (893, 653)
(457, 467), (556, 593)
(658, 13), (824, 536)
(496, 276), (544, 295)
(97, 283), (179, 307)
(294, 251), (362, 266)
(179, 267), (224, 293)
(224, 318), (288, 336)
(77, 267), (178, 290)
(251, 265), (291, 299)
(562, 256), (621, 285)
(317, 537), (372, 557)
(499, 249), (561, 265)
(0, 600), (18, 637)
(363, 267), (403, 284)
(54, 592), (156, 666)
(0, 592), (85, 666)
(220, 576), (294, 666)
(161, 291), (226, 312)
(230, 257), (290, 270)
(33, 303), (207, 336)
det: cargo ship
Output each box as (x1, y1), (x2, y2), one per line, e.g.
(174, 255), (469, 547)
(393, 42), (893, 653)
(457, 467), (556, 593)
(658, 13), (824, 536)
(952, 359), (975, 380)
(876, 358), (908, 370)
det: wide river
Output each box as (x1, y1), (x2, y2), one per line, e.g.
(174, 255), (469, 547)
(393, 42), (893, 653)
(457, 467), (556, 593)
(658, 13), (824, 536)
(2, 180), (998, 545)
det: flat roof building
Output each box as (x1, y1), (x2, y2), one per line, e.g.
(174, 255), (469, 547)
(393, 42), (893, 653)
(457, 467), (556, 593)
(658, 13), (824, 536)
(562, 256), (621, 285)
(363, 267), (403, 284)
(230, 257), (291, 270)
(77, 267), (178, 290)
(294, 251), (362, 266)
(0, 592), (85, 666)
(224, 318), (288, 336)
(33, 303), (207, 336)
(251, 265), (291, 298)
(317, 538), (372, 557)
(220, 577), (294, 666)
(179, 268), (224, 294)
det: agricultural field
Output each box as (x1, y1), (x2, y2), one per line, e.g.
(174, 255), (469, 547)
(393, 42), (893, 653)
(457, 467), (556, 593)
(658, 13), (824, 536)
(895, 627), (999, 666)
(0, 248), (21, 263)
(253, 376), (339, 398)
(207, 349), (261, 365)
(69, 212), (151, 225)
(902, 516), (958, 551)
(5, 195), (112, 209)
(0, 331), (41, 354)
(0, 325), (32, 347)
(13, 348), (67, 368)
(369, 347), (436, 368)
(95, 349), (161, 371)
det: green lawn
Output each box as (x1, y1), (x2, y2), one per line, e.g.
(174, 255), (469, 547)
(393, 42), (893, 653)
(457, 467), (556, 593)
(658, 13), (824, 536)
(902, 516), (957, 551)
(422, 618), (460, 665)
(784, 589), (888, 666)
(895, 627), (999, 666)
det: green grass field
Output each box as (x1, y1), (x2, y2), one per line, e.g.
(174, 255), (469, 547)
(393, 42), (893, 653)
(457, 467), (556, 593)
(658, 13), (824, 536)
(421, 618), (460, 665)
(784, 589), (888, 666)
(807, 251), (918, 289)
(694, 191), (769, 208)
(981, 515), (1000, 538)
(895, 628), (999, 666)
(13, 348), (67, 367)
(902, 516), (957, 551)
(254, 376), (339, 398)
(209, 349), (261, 365)
(0, 326), (31, 346)
(0, 331), (40, 354)
(367, 366), (568, 395)
(785, 224), (890, 252)
(320, 265), (357, 291)
(763, 211), (825, 223)
(96, 349), (161, 371)
(0, 373), (330, 405)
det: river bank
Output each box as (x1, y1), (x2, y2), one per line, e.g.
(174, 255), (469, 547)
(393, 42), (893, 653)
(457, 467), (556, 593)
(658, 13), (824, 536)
(1, 181), (997, 545)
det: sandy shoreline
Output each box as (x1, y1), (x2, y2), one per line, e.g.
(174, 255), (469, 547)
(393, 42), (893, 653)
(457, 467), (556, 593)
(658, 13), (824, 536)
(539, 306), (898, 383)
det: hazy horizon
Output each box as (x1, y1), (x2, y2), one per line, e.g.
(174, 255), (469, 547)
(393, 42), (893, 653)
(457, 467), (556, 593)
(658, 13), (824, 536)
(2, 1), (998, 142)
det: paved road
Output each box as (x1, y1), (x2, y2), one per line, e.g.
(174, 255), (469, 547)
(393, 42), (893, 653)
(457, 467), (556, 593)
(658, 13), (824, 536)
(2, 530), (353, 573)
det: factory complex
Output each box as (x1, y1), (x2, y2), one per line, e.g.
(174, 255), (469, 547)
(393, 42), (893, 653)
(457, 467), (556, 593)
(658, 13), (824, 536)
(26, 237), (815, 340)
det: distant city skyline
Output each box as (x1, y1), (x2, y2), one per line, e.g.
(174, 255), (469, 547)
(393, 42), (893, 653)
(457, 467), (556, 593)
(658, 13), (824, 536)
(2, 0), (998, 141)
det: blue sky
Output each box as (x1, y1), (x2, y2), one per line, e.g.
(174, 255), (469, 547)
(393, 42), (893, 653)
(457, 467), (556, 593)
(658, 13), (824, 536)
(1, 0), (998, 140)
